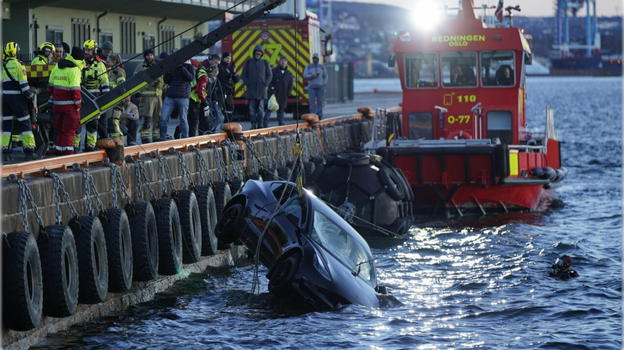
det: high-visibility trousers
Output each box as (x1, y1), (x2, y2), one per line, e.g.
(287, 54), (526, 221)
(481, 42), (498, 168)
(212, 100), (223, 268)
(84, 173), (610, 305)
(2, 94), (35, 152)
(53, 107), (80, 155)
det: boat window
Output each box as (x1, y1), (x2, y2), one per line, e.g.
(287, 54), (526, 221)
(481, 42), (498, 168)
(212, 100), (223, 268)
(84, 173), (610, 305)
(404, 53), (438, 89)
(441, 51), (477, 87)
(481, 51), (515, 86)
(310, 210), (373, 284)
(408, 112), (433, 139)
(487, 111), (513, 144)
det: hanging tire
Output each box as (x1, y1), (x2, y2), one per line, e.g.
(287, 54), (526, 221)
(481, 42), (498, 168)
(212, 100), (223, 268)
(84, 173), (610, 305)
(127, 200), (158, 281)
(277, 166), (291, 181)
(267, 248), (302, 294)
(155, 198), (182, 275)
(260, 168), (278, 181)
(70, 216), (109, 304)
(213, 181), (233, 250)
(176, 190), (202, 264)
(229, 178), (244, 194)
(3, 231), (43, 330)
(195, 185), (219, 255)
(213, 181), (232, 222)
(38, 224), (79, 317)
(101, 208), (133, 293)
(216, 195), (247, 245)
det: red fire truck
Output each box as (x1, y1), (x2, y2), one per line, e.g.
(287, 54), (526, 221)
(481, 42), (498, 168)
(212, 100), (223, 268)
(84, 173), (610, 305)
(377, 0), (565, 216)
(221, 11), (331, 117)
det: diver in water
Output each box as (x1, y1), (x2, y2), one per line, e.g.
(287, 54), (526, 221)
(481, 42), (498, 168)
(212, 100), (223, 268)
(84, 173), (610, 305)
(550, 255), (579, 280)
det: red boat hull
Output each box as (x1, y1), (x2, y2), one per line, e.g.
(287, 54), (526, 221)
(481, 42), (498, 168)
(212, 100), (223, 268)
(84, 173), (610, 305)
(411, 182), (554, 215)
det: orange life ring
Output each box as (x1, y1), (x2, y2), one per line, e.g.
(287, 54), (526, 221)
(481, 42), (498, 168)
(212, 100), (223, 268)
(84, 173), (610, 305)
(446, 130), (473, 139)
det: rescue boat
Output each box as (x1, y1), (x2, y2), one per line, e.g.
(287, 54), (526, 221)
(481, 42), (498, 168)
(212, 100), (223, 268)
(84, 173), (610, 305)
(375, 0), (565, 216)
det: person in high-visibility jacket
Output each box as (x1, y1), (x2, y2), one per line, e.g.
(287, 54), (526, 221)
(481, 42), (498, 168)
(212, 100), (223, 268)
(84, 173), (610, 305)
(1, 42), (37, 156)
(107, 53), (126, 139)
(31, 42), (55, 65)
(139, 49), (164, 143)
(188, 60), (209, 137)
(48, 47), (83, 155)
(77, 40), (110, 152)
(31, 42), (56, 149)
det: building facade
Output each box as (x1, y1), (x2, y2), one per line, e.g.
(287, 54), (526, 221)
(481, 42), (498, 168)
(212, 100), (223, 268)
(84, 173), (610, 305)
(2, 0), (261, 60)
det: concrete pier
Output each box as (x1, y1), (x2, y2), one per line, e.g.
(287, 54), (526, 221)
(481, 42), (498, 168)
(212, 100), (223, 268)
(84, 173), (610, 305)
(1, 115), (375, 349)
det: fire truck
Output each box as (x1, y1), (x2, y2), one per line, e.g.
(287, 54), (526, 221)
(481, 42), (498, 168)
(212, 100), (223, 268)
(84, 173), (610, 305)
(221, 11), (332, 118)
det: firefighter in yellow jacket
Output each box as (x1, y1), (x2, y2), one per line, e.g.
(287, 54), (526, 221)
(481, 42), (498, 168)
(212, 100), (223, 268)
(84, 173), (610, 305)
(77, 39), (110, 152)
(1, 42), (36, 157)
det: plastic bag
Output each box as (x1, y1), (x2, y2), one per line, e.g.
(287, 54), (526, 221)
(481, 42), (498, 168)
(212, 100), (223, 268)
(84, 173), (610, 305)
(267, 94), (279, 112)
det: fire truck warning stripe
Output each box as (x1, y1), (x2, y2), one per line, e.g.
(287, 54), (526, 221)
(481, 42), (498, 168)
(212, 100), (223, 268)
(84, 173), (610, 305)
(232, 30), (254, 51)
(272, 30), (310, 69)
(233, 31), (262, 64)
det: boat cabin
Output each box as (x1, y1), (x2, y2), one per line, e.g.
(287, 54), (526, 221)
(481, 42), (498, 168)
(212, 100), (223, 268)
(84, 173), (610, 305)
(393, 2), (533, 145)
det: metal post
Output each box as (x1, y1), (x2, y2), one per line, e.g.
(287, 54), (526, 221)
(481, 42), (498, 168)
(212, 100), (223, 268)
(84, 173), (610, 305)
(585, 0), (591, 57)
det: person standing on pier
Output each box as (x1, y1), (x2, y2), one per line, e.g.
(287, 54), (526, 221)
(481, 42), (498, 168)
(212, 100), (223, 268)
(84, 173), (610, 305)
(188, 60), (209, 137)
(242, 45), (272, 129)
(79, 40), (110, 152)
(218, 52), (238, 121)
(159, 60), (195, 140)
(266, 56), (294, 126)
(303, 53), (327, 119)
(1, 42), (37, 157)
(139, 49), (164, 143)
(48, 47), (83, 155)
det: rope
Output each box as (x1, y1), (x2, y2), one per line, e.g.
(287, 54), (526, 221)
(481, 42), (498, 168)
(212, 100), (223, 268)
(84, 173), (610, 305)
(250, 182), (299, 296)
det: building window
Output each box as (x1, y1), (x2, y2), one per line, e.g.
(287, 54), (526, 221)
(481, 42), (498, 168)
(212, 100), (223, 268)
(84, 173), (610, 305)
(99, 32), (113, 47)
(143, 34), (155, 53)
(160, 26), (175, 55)
(46, 28), (63, 44)
(180, 37), (192, 48)
(120, 16), (136, 55)
(71, 18), (90, 48)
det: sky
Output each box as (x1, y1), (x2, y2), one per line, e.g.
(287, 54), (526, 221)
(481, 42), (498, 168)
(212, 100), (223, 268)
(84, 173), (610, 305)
(333, 0), (623, 17)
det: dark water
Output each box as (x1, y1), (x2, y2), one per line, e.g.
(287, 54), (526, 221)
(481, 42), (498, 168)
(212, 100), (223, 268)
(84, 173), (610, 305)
(35, 77), (622, 349)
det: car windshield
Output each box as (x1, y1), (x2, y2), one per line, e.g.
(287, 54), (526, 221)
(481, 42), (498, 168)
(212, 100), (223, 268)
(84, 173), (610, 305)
(309, 207), (375, 285)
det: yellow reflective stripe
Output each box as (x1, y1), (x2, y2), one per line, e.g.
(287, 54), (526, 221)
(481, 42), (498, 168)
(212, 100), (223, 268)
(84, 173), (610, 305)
(81, 81), (148, 124)
(509, 150), (519, 176)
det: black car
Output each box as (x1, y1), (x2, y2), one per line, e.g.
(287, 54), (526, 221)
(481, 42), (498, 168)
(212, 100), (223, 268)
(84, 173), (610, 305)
(217, 180), (385, 308)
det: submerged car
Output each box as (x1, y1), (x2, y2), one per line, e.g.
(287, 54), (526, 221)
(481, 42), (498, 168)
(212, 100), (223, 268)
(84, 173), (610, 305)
(216, 180), (386, 308)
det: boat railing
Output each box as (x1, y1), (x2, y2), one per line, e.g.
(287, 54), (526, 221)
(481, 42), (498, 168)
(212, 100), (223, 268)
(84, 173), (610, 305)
(508, 144), (546, 153)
